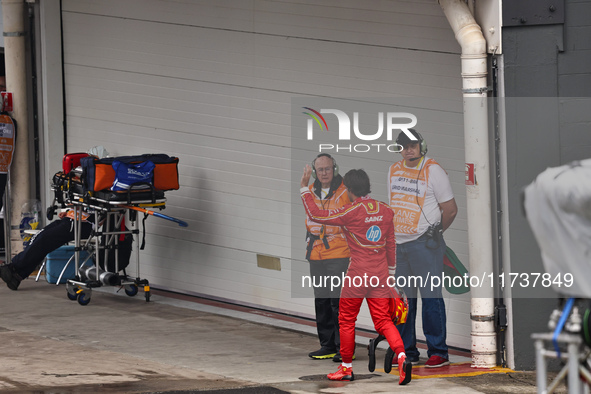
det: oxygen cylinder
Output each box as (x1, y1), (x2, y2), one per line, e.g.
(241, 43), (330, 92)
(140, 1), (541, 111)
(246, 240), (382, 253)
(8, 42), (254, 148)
(80, 265), (121, 286)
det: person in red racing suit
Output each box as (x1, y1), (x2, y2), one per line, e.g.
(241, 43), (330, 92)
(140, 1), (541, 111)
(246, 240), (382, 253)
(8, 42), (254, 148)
(300, 166), (411, 385)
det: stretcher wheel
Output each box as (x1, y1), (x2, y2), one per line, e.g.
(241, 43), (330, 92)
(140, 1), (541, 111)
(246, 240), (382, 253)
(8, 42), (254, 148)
(124, 284), (138, 297)
(77, 292), (91, 306)
(66, 283), (78, 301)
(145, 291), (151, 302)
(384, 347), (395, 373)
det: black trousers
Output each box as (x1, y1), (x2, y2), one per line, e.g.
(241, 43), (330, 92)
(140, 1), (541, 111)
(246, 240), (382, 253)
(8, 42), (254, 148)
(308, 257), (350, 351)
(10, 218), (92, 279)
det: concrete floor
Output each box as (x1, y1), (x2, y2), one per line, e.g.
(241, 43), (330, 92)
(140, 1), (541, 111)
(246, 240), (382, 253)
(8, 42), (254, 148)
(0, 278), (564, 393)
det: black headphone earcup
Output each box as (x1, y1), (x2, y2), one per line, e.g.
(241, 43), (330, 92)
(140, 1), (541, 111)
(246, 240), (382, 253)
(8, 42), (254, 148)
(334, 163), (339, 177)
(311, 166), (317, 179)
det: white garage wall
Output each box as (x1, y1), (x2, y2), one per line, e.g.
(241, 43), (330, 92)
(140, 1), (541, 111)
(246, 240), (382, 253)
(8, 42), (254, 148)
(55, 0), (471, 349)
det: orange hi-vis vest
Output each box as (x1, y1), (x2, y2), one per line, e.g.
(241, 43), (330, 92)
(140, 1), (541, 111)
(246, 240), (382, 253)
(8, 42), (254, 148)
(305, 182), (351, 261)
(388, 157), (440, 237)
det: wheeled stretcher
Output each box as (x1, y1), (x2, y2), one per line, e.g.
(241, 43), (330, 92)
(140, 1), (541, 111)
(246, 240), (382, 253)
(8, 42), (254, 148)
(64, 196), (163, 305)
(49, 155), (176, 305)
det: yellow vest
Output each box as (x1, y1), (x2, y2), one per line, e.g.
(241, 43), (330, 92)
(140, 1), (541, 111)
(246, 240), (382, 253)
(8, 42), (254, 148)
(388, 157), (439, 236)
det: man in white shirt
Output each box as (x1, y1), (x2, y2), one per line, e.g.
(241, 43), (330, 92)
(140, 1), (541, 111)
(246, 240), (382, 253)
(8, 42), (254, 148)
(387, 129), (458, 368)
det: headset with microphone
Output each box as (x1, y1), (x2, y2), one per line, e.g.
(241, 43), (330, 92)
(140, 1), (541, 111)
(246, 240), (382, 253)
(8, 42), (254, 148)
(311, 153), (339, 179)
(397, 129), (428, 161)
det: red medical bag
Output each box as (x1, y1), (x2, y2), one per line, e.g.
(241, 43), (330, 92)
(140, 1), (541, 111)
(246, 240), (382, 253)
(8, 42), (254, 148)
(62, 153), (90, 173)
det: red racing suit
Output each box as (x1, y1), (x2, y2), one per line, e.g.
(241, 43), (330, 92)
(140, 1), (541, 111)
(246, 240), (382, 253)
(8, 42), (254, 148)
(301, 188), (405, 363)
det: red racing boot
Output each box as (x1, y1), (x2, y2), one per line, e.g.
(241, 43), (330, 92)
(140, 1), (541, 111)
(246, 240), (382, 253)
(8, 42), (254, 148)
(398, 354), (412, 385)
(327, 364), (355, 381)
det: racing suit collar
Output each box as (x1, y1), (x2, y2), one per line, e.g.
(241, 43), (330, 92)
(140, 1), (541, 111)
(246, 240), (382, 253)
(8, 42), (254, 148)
(353, 195), (371, 204)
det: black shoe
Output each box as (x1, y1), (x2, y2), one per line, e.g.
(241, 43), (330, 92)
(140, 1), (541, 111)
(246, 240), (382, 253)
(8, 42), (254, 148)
(0, 265), (22, 291)
(308, 347), (337, 359)
(333, 351), (355, 362)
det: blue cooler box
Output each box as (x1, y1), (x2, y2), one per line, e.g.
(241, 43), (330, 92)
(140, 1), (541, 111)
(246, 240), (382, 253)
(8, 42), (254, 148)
(45, 245), (91, 284)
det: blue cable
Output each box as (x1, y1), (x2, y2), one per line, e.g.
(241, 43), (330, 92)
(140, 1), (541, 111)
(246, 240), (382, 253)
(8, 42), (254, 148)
(553, 297), (575, 358)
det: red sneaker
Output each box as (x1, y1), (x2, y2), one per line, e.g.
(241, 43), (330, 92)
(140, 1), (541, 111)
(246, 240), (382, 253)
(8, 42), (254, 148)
(398, 354), (412, 385)
(425, 355), (450, 368)
(327, 364), (355, 381)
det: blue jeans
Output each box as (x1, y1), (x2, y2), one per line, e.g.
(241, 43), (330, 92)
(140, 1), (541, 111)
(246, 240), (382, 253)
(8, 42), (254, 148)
(396, 234), (448, 360)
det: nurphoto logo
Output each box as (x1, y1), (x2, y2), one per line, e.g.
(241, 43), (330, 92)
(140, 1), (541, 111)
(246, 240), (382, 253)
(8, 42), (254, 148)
(303, 107), (418, 153)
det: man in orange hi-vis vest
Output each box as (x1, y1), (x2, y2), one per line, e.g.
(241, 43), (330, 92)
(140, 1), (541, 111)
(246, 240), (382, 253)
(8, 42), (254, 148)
(305, 153), (351, 362)
(387, 129), (458, 368)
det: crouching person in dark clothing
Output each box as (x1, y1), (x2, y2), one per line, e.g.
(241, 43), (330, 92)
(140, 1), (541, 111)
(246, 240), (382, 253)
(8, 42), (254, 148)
(0, 210), (93, 290)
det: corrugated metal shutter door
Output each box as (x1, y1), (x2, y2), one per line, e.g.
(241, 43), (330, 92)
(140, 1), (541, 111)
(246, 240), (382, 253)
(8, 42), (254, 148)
(60, 0), (470, 350)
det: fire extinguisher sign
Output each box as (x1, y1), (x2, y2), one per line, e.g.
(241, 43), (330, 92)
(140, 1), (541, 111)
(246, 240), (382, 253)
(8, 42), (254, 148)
(0, 114), (15, 174)
(1, 92), (13, 112)
(465, 163), (475, 185)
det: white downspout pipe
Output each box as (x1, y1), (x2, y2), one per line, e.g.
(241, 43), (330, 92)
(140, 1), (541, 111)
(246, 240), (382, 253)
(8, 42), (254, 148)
(439, 0), (496, 368)
(2, 0), (30, 256)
